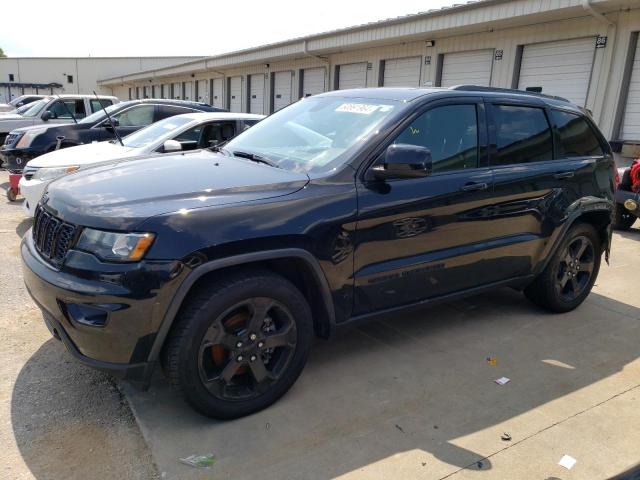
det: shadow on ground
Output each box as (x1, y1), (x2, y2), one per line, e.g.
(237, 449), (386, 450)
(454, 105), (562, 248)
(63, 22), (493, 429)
(11, 339), (156, 479)
(101, 287), (640, 479)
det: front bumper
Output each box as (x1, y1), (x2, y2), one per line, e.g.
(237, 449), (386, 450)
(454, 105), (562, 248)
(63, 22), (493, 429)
(21, 230), (186, 387)
(0, 147), (38, 172)
(19, 177), (47, 216)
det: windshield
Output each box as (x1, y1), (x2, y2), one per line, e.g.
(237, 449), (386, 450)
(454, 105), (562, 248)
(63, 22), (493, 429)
(122, 115), (194, 148)
(21, 98), (50, 117)
(223, 96), (398, 174)
(79, 103), (121, 124)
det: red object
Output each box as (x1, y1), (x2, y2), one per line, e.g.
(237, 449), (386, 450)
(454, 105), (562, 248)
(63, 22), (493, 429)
(8, 173), (21, 199)
(630, 158), (640, 193)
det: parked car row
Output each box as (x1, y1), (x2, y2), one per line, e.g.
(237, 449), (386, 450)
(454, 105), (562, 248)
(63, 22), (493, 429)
(17, 85), (617, 420)
(0, 94), (46, 113)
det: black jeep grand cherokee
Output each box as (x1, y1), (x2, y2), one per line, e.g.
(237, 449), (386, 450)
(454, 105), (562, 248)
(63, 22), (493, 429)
(22, 86), (615, 419)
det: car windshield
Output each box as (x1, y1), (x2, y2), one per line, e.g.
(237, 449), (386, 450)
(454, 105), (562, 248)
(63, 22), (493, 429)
(12, 103), (34, 115)
(79, 103), (122, 124)
(21, 98), (50, 117)
(9, 97), (24, 106)
(122, 116), (194, 148)
(223, 96), (398, 174)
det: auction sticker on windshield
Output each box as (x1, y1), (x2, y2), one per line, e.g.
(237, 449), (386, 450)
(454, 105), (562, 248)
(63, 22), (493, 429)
(335, 103), (380, 115)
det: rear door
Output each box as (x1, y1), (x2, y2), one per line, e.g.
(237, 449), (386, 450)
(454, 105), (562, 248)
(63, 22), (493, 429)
(486, 99), (600, 277)
(354, 97), (498, 315)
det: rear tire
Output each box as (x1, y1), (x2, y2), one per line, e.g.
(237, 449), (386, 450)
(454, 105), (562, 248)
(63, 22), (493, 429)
(162, 269), (313, 419)
(6, 189), (17, 202)
(524, 223), (602, 313)
(613, 203), (636, 230)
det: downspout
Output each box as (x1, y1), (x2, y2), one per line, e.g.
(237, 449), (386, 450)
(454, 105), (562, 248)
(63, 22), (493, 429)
(582, 0), (613, 25)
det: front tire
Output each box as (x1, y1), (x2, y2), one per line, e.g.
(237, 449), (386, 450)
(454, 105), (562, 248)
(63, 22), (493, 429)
(613, 203), (636, 230)
(524, 223), (602, 313)
(162, 269), (313, 419)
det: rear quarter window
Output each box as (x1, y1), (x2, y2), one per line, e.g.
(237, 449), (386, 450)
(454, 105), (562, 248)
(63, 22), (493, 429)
(550, 110), (603, 158)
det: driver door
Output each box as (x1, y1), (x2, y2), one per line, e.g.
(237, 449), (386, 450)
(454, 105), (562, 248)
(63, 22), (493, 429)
(353, 98), (501, 315)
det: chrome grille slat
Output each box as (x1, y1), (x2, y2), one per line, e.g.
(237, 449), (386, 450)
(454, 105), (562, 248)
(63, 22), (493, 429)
(32, 205), (77, 267)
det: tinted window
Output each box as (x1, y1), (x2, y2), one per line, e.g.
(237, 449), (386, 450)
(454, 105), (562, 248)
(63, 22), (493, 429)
(47, 99), (86, 119)
(393, 104), (478, 173)
(90, 99), (113, 113)
(115, 104), (154, 127)
(156, 105), (197, 121)
(491, 105), (552, 165)
(173, 125), (203, 151)
(551, 110), (603, 157)
(200, 122), (236, 148)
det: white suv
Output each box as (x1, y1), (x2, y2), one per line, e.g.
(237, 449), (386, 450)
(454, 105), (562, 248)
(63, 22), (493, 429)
(0, 94), (119, 143)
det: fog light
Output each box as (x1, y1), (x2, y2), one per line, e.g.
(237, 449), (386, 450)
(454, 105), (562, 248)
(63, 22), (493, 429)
(624, 199), (638, 211)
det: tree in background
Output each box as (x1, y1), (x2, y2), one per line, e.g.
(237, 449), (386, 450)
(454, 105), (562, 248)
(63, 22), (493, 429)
(0, 48), (6, 58)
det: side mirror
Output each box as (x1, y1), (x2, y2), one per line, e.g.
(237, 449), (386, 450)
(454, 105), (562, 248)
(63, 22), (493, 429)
(41, 111), (53, 121)
(372, 143), (432, 180)
(163, 139), (182, 152)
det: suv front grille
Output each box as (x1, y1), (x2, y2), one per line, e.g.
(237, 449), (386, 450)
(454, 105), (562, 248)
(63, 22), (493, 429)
(3, 133), (21, 146)
(33, 205), (78, 266)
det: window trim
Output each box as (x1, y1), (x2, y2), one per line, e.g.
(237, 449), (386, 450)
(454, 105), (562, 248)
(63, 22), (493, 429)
(485, 101), (555, 167)
(361, 96), (487, 182)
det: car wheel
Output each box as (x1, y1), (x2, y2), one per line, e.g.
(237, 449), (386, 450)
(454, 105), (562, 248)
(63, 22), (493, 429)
(6, 188), (17, 202)
(613, 203), (636, 230)
(162, 269), (313, 419)
(524, 223), (601, 313)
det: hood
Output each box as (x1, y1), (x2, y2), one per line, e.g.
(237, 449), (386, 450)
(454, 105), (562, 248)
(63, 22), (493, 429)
(43, 150), (309, 230)
(12, 121), (89, 135)
(27, 141), (139, 168)
(0, 113), (25, 120)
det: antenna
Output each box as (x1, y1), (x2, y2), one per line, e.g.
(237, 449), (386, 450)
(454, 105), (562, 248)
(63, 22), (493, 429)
(93, 91), (123, 146)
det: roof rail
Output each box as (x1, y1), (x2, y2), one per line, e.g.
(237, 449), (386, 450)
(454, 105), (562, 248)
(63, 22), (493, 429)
(448, 85), (571, 103)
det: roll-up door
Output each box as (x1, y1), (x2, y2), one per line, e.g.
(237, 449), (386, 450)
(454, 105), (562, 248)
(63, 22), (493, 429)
(184, 82), (193, 101)
(249, 74), (265, 114)
(272, 71), (292, 112)
(518, 37), (595, 106)
(620, 35), (640, 141)
(301, 68), (325, 97)
(441, 49), (493, 87)
(383, 57), (422, 87)
(172, 82), (181, 99)
(143, 86), (150, 98)
(338, 63), (367, 89)
(196, 79), (208, 103)
(229, 76), (242, 112)
(212, 78), (224, 108)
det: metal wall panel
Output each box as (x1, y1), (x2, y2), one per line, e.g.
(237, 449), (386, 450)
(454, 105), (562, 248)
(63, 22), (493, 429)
(518, 37), (595, 106)
(441, 49), (493, 87)
(620, 35), (640, 141)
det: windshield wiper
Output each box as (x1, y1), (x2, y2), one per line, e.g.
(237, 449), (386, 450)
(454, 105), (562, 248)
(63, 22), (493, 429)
(232, 150), (280, 168)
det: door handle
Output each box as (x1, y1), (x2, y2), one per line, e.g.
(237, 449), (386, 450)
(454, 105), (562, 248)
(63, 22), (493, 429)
(554, 171), (575, 180)
(460, 182), (489, 192)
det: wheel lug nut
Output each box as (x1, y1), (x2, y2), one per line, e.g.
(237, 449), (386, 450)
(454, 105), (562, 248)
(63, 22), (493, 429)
(250, 355), (256, 362)
(237, 355), (243, 362)
(258, 341), (264, 348)
(236, 341), (243, 348)
(249, 333), (257, 341)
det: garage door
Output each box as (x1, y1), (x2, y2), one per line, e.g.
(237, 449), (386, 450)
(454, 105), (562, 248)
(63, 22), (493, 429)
(620, 36), (640, 141)
(518, 37), (595, 106)
(301, 68), (325, 97)
(212, 78), (224, 108)
(142, 86), (150, 98)
(249, 74), (265, 114)
(338, 63), (367, 90)
(441, 50), (494, 87)
(273, 71), (292, 112)
(172, 82), (181, 99)
(184, 82), (194, 101)
(229, 76), (242, 112)
(383, 57), (422, 87)
(196, 79), (208, 103)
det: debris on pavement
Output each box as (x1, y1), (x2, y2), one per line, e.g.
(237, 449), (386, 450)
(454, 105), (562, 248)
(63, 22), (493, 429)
(486, 357), (497, 365)
(558, 454), (577, 470)
(395, 424), (405, 433)
(495, 377), (510, 385)
(265, 422), (271, 430)
(179, 453), (216, 468)
(501, 433), (512, 441)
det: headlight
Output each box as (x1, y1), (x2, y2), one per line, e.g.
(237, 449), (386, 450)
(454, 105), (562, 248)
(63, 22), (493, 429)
(15, 128), (48, 148)
(76, 228), (155, 262)
(32, 165), (79, 181)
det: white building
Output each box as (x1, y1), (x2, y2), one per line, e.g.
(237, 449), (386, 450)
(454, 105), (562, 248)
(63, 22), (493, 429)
(0, 56), (202, 102)
(2, 0), (640, 156)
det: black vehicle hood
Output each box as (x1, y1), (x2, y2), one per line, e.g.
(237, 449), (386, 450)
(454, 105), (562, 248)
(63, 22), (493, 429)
(12, 122), (91, 135)
(44, 150), (309, 230)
